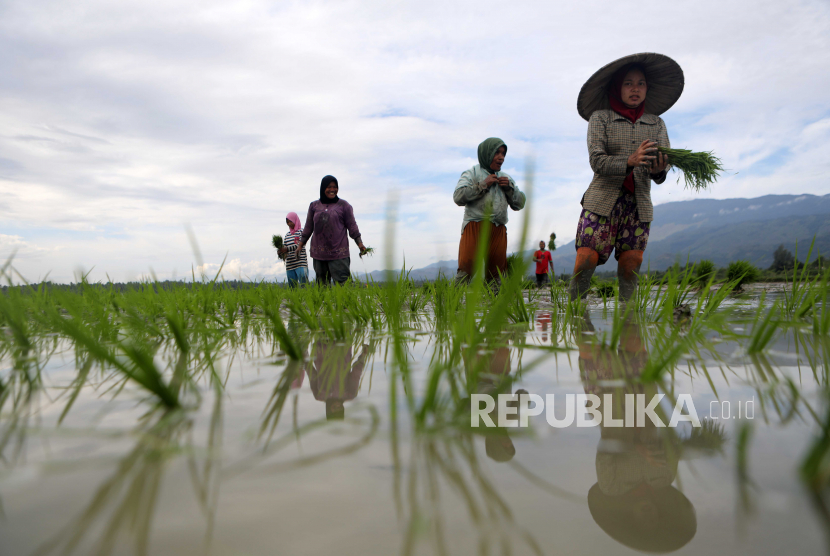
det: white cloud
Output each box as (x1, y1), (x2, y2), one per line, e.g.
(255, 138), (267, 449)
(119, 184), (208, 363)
(0, 234), (50, 259)
(0, 0), (828, 282)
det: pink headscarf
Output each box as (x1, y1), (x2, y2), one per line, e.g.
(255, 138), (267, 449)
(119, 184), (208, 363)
(286, 212), (302, 232)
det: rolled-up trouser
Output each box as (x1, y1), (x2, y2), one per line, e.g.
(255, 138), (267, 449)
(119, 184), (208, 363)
(313, 257), (350, 285)
(456, 221), (507, 281)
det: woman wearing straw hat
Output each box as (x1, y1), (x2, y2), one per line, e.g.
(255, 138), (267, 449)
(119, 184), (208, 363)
(569, 53), (684, 303)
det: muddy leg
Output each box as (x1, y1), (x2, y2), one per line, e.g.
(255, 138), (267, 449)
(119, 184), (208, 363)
(617, 249), (643, 303)
(569, 247), (599, 301)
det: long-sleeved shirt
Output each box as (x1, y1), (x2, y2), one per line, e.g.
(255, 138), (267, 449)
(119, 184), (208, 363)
(284, 229), (308, 270)
(301, 199), (362, 261)
(452, 164), (526, 233)
(581, 109), (670, 223)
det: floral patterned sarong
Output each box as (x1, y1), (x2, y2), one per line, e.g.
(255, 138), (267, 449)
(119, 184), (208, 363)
(575, 191), (649, 266)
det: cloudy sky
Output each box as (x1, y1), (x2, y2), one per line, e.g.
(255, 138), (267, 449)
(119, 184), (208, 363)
(1, 0), (828, 283)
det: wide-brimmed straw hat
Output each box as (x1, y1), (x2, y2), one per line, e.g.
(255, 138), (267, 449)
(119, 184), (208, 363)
(577, 53), (684, 121)
(588, 483), (697, 552)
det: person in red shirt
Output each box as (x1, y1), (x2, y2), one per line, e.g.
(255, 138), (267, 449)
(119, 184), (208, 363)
(533, 240), (554, 288)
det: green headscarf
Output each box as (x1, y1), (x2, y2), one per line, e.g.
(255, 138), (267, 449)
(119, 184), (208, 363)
(477, 137), (507, 174)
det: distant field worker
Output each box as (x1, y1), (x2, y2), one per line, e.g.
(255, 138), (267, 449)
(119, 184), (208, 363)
(300, 175), (367, 285)
(533, 240), (554, 288)
(278, 212), (309, 287)
(569, 53), (683, 303)
(453, 138), (526, 282)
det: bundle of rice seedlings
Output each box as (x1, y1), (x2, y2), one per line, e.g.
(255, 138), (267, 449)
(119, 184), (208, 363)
(658, 147), (724, 191)
(359, 246), (375, 259)
(272, 235), (286, 261)
(548, 232), (556, 251)
(590, 276), (615, 298)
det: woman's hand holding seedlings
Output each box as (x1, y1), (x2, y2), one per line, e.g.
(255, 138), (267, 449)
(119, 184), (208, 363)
(481, 173), (500, 190)
(650, 151), (669, 175)
(278, 247), (288, 255)
(358, 242), (366, 255)
(627, 140), (657, 169)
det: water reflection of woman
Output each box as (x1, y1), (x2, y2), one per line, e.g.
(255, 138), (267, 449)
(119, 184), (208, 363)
(579, 321), (697, 552)
(308, 338), (369, 420)
(464, 345), (526, 463)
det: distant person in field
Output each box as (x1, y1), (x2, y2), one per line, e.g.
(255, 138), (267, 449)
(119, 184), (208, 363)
(533, 240), (554, 288)
(453, 138), (526, 284)
(300, 175), (367, 286)
(278, 212), (309, 287)
(569, 53), (683, 303)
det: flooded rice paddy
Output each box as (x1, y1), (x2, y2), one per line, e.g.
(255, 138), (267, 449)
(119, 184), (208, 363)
(0, 274), (829, 555)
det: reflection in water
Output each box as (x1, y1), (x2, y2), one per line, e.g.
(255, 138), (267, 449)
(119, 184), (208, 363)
(3, 288), (828, 554)
(394, 337), (543, 555)
(536, 311), (552, 343)
(34, 401), (223, 556)
(309, 338), (369, 421)
(578, 318), (724, 553)
(247, 329), (379, 474)
(465, 345), (525, 463)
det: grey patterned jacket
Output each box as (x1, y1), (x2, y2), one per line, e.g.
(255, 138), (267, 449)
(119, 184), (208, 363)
(581, 109), (670, 222)
(453, 164), (526, 234)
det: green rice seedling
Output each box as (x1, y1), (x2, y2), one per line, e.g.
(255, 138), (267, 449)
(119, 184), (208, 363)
(746, 295), (780, 355)
(591, 276), (615, 300)
(428, 277), (465, 331)
(599, 298), (637, 350)
(46, 290), (181, 408)
(658, 146), (724, 191)
(783, 238), (820, 318)
(264, 306), (303, 361)
(272, 235), (286, 261)
(505, 252), (524, 276)
(695, 260), (715, 285)
(726, 260), (760, 289)
(654, 260), (697, 319)
(359, 246), (375, 259)
(640, 321), (688, 382)
(408, 286), (428, 313)
(686, 275), (740, 338)
(319, 298), (349, 341)
(0, 285), (37, 378)
(504, 287), (533, 325)
(548, 279), (570, 313)
(812, 271), (830, 338)
(633, 266), (661, 317)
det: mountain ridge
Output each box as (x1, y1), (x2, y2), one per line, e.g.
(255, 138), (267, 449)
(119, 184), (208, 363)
(359, 194), (830, 281)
